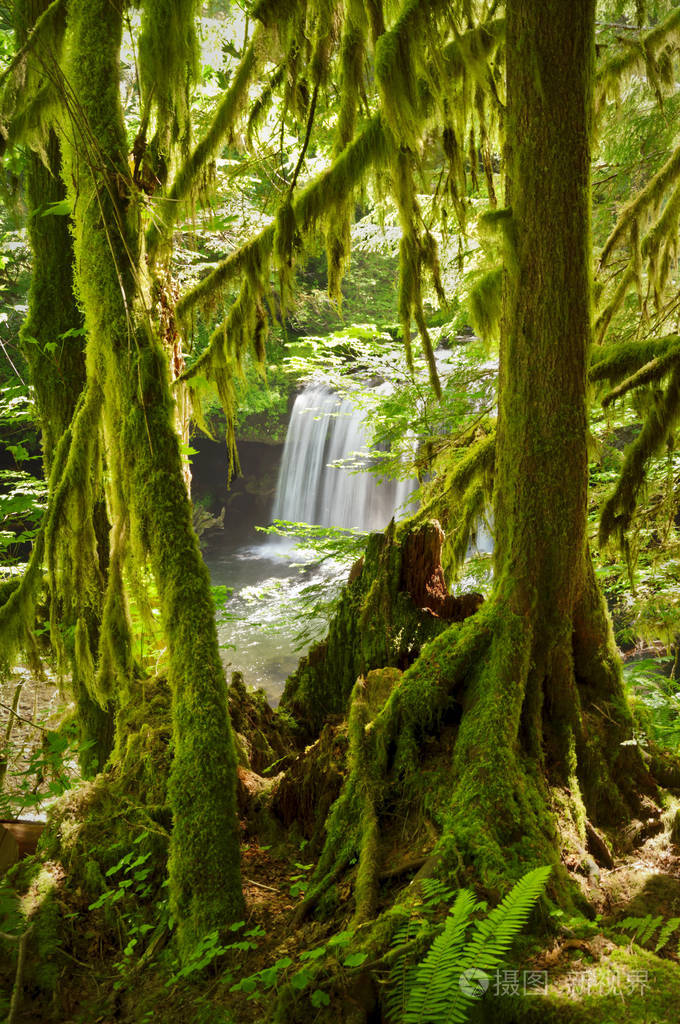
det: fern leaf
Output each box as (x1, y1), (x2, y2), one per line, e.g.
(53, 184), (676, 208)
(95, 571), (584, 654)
(655, 917), (680, 952)
(385, 914), (429, 1024)
(408, 866), (551, 1024)
(403, 888), (480, 1024)
(639, 915), (663, 946)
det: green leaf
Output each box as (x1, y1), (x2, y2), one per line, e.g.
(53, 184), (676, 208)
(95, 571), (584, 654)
(300, 945), (326, 962)
(40, 199), (72, 217)
(343, 951), (368, 968)
(290, 968), (313, 990)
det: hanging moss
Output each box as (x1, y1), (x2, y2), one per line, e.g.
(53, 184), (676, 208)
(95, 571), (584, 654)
(414, 428), (495, 572)
(391, 147), (442, 396)
(0, 0), (67, 154)
(599, 145), (680, 269)
(325, 1), (367, 300)
(146, 25), (266, 256)
(596, 6), (680, 113)
(469, 266), (503, 345)
(599, 364), (680, 546)
(138, 0), (198, 160)
(374, 0), (443, 147)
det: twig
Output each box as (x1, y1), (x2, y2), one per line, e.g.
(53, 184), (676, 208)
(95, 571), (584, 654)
(287, 79), (320, 197)
(0, 681), (24, 791)
(0, 700), (47, 732)
(6, 923), (33, 1024)
(244, 877), (280, 893)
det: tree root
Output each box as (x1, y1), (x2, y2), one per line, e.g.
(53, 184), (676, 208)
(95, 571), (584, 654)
(297, 609), (493, 925)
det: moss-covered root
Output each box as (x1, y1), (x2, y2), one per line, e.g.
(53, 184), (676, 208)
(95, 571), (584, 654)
(296, 612), (492, 925)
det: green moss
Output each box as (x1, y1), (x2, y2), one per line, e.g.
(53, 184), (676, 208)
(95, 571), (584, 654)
(280, 521), (453, 735)
(146, 25), (263, 255)
(470, 945), (680, 1024)
(21, 866), (60, 995)
(469, 267), (503, 346)
(599, 362), (680, 546)
(139, 0), (198, 161)
(59, 0), (243, 954)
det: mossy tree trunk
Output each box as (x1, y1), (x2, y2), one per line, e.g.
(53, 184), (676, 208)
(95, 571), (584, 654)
(442, 0), (650, 884)
(14, 0), (114, 774)
(301, 0), (654, 930)
(60, 0), (243, 950)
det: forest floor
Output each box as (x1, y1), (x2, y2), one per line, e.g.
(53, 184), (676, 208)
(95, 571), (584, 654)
(34, 811), (680, 1024)
(4, 677), (680, 1023)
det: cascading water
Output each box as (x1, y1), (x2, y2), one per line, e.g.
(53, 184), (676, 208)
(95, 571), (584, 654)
(199, 382), (418, 702)
(271, 384), (415, 532)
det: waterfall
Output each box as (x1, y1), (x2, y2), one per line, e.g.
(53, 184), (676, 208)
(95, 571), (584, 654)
(271, 385), (415, 532)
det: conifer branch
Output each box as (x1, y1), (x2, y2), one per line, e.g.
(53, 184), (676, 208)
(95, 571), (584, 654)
(589, 335), (680, 385)
(599, 362), (680, 546)
(596, 7), (680, 110)
(602, 342), (680, 407)
(599, 144), (680, 269)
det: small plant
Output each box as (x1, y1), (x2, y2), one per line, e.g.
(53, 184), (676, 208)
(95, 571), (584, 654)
(0, 715), (91, 820)
(228, 926), (361, 1009)
(86, 831), (170, 990)
(166, 920), (263, 987)
(386, 866), (551, 1024)
(615, 913), (680, 954)
(624, 657), (680, 749)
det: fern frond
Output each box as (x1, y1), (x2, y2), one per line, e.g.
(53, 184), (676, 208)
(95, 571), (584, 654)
(639, 915), (664, 946)
(403, 888), (481, 1024)
(385, 913), (431, 1024)
(655, 917), (680, 952)
(403, 866), (551, 1024)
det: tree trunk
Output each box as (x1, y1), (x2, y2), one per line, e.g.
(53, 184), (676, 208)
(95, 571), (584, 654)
(300, 1), (655, 930)
(441, 0), (651, 884)
(15, 0), (114, 774)
(61, 0), (243, 950)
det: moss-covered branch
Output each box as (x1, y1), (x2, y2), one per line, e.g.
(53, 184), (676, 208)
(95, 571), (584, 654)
(596, 7), (680, 111)
(599, 363), (680, 545)
(602, 346), (680, 407)
(589, 334), (680, 385)
(599, 144), (680, 269)
(176, 113), (390, 323)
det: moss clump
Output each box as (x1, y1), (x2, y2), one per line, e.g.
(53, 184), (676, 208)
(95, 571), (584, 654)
(469, 944), (680, 1024)
(280, 520), (472, 736)
(227, 670), (297, 773)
